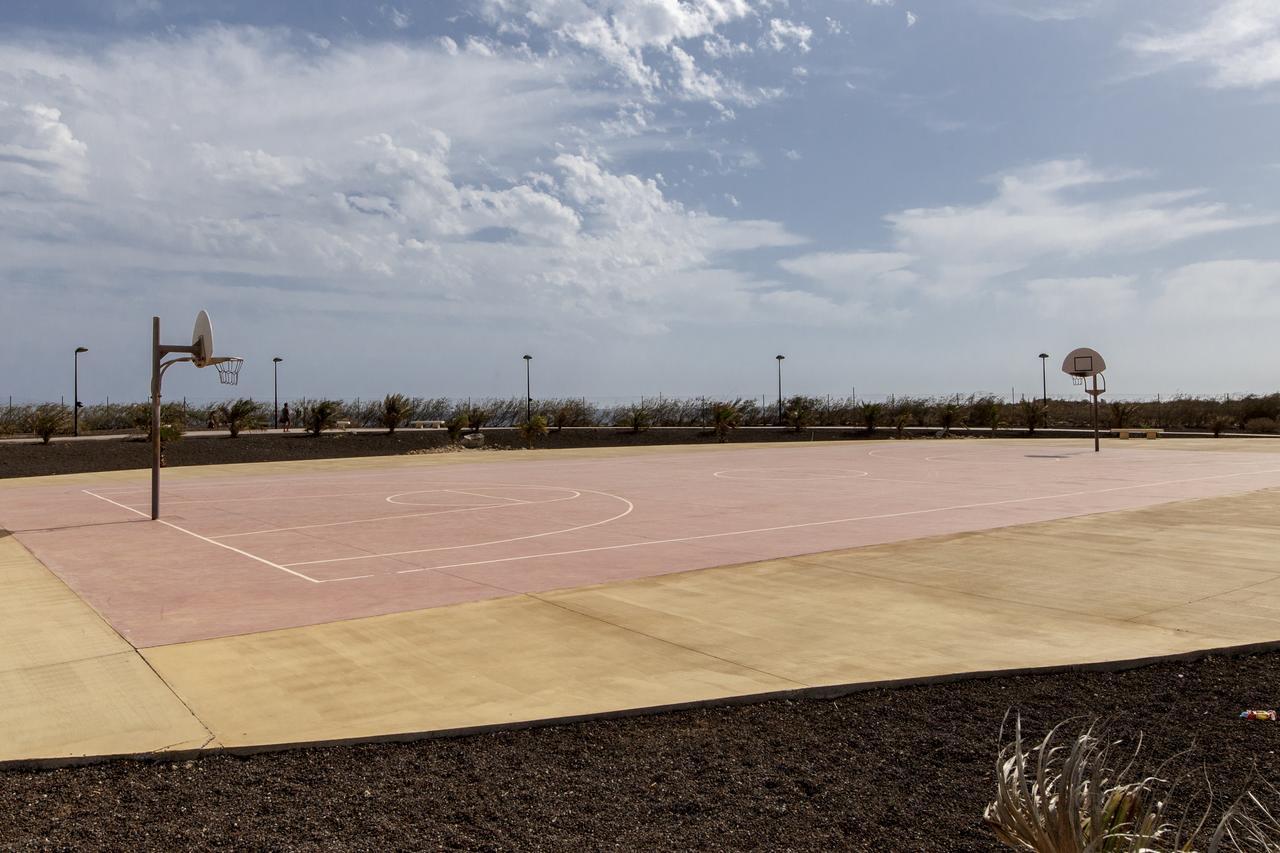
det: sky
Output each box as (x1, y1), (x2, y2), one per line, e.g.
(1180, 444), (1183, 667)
(1, 0), (1278, 406)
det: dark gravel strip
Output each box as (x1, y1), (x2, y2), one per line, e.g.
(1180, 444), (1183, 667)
(3, 651), (1277, 851)
(0, 428), (887, 479)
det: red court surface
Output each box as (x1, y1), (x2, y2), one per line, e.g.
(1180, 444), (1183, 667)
(5, 441), (1280, 647)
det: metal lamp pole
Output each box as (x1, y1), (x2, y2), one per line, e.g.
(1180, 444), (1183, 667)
(74, 346), (88, 436)
(775, 354), (785, 424)
(272, 357), (283, 429)
(523, 355), (533, 422)
(1038, 353), (1049, 409)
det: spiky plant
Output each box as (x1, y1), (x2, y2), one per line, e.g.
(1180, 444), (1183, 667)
(381, 393), (411, 434)
(985, 715), (1280, 853)
(710, 401), (740, 443)
(304, 400), (342, 436)
(28, 403), (71, 444)
(894, 412), (911, 438)
(213, 398), (263, 438)
(1019, 399), (1045, 435)
(518, 414), (549, 448)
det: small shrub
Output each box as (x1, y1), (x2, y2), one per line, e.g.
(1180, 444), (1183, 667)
(381, 393), (411, 434)
(622, 404), (651, 434)
(28, 403), (70, 444)
(518, 414), (549, 448)
(893, 412), (911, 438)
(304, 400), (342, 436)
(1109, 401), (1139, 429)
(970, 397), (1003, 435)
(1211, 415), (1232, 437)
(1244, 417), (1278, 434)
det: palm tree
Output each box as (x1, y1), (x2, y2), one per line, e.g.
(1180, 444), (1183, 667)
(971, 397), (1004, 436)
(1018, 399), (1044, 435)
(937, 400), (962, 436)
(859, 402), (884, 435)
(381, 393), (411, 434)
(710, 401), (740, 442)
(784, 396), (814, 432)
(213, 398), (263, 438)
(445, 411), (467, 443)
(304, 400), (342, 436)
(519, 414), (549, 448)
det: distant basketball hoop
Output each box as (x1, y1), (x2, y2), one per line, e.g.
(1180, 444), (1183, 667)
(149, 311), (243, 518)
(1061, 347), (1106, 453)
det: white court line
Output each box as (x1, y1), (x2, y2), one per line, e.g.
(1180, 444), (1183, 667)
(712, 468), (869, 481)
(286, 489), (635, 568)
(388, 464), (1280, 576)
(112, 489), (421, 507)
(81, 489), (322, 584)
(216, 489), (582, 539)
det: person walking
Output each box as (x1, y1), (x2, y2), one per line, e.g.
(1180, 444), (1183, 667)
(280, 402), (292, 432)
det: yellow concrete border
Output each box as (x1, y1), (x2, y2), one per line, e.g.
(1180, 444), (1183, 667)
(0, 532), (213, 763)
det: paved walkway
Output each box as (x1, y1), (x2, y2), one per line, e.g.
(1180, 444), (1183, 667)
(2, 439), (1279, 763)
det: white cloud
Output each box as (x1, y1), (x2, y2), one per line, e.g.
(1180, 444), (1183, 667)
(1126, 0), (1280, 89)
(1155, 259), (1280, 319)
(1025, 275), (1137, 317)
(783, 148), (801, 160)
(762, 19), (813, 53)
(483, 0), (753, 87)
(825, 18), (845, 36)
(886, 159), (1271, 291)
(0, 102), (89, 196)
(0, 28), (807, 341)
(380, 5), (411, 30)
(702, 33), (752, 59)
(779, 250), (916, 289)
(906, 11), (918, 27)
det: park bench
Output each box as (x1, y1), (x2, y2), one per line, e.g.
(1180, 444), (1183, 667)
(335, 420), (353, 431)
(1113, 428), (1163, 440)
(409, 420), (445, 429)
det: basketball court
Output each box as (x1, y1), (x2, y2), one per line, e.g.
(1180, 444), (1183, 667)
(5, 440), (1279, 648)
(5, 438), (1280, 763)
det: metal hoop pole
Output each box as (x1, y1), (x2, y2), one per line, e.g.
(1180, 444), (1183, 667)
(1092, 374), (1100, 453)
(152, 316), (161, 519)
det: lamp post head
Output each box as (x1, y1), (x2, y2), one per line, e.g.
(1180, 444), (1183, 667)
(75, 346), (88, 354)
(1038, 352), (1049, 360)
(273, 357), (283, 364)
(776, 354), (785, 361)
(523, 354), (532, 361)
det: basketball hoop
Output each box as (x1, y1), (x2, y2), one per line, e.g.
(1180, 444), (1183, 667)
(210, 357), (243, 386)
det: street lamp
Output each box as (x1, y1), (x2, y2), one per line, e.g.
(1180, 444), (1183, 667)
(1039, 348), (1049, 409)
(73, 347), (88, 436)
(523, 354), (533, 422)
(775, 354), (785, 424)
(272, 357), (283, 429)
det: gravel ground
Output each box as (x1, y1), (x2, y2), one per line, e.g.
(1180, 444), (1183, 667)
(3, 651), (1278, 851)
(0, 427), (881, 479)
